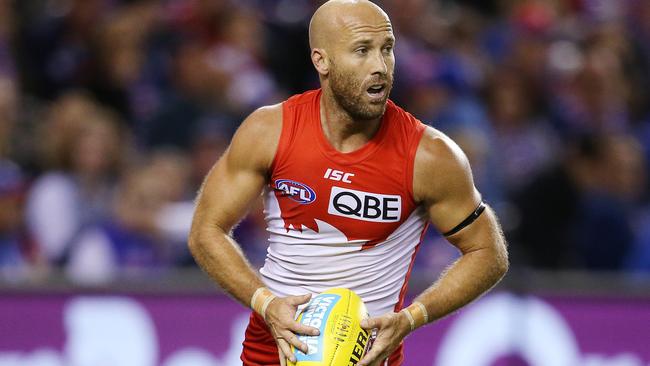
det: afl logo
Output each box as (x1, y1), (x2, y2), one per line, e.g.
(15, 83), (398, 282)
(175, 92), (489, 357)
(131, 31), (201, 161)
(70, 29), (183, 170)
(275, 179), (317, 204)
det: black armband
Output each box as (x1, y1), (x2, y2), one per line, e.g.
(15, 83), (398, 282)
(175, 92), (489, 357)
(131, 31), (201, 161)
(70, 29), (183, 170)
(443, 201), (486, 237)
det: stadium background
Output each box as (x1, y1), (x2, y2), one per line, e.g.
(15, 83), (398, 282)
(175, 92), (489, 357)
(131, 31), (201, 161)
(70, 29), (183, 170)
(1, 0), (649, 365)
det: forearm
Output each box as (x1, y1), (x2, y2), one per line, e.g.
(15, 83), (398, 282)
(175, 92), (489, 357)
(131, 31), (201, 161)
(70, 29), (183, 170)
(412, 245), (507, 322)
(401, 205), (509, 330)
(188, 227), (266, 308)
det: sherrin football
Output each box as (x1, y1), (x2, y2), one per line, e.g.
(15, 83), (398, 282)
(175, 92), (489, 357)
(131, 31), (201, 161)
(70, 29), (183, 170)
(288, 288), (370, 366)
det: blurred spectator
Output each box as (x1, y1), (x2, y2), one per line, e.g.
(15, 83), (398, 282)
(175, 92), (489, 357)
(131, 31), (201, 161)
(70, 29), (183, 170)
(144, 41), (236, 150)
(19, 0), (108, 99)
(514, 134), (643, 270)
(25, 92), (127, 264)
(0, 0), (15, 77)
(66, 165), (176, 284)
(90, 0), (162, 124)
(188, 125), (228, 191)
(148, 148), (195, 253)
(629, 209), (650, 273)
(570, 134), (642, 270)
(0, 75), (16, 159)
(0, 160), (44, 282)
(0, 0), (646, 280)
(205, 7), (279, 114)
(485, 66), (559, 195)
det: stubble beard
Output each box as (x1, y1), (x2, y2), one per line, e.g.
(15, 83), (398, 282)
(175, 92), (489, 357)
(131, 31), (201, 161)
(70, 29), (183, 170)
(328, 63), (392, 121)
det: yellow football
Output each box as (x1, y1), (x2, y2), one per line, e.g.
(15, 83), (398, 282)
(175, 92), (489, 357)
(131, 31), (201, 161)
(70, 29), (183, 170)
(288, 288), (370, 366)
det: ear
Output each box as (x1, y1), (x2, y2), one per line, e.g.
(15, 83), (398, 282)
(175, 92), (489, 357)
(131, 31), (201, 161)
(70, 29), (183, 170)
(311, 48), (329, 76)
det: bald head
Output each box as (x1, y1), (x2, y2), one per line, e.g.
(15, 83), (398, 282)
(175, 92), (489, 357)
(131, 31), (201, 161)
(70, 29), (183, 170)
(309, 0), (391, 51)
(308, 0), (395, 121)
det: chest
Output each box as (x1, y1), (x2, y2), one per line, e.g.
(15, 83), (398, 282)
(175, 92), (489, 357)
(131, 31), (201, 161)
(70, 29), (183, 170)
(268, 157), (416, 245)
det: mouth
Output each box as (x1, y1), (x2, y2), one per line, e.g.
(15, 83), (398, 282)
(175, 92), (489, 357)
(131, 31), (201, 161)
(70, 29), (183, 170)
(366, 83), (387, 101)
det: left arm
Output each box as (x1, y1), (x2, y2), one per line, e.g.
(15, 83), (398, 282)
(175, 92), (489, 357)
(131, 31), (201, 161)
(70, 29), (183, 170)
(359, 127), (509, 366)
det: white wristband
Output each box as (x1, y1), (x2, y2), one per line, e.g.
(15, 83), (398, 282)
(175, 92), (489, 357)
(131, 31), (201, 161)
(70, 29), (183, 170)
(251, 287), (276, 320)
(260, 294), (277, 321)
(250, 287), (265, 310)
(414, 301), (429, 324)
(400, 308), (416, 331)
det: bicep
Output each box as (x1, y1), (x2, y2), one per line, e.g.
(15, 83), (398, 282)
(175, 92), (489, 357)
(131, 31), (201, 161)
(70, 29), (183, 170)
(414, 129), (498, 252)
(193, 150), (267, 233)
(191, 106), (281, 234)
(414, 130), (481, 233)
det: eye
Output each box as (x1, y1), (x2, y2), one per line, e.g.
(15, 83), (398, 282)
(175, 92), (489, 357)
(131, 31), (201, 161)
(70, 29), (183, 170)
(383, 45), (393, 54)
(355, 47), (368, 55)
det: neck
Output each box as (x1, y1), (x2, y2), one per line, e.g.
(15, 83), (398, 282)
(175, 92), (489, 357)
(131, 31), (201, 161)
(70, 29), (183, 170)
(320, 88), (383, 153)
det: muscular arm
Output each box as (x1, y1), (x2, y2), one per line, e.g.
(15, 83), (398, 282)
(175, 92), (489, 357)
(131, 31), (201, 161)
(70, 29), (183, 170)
(411, 127), (509, 320)
(188, 105), (281, 307)
(188, 105), (318, 364)
(359, 127), (508, 366)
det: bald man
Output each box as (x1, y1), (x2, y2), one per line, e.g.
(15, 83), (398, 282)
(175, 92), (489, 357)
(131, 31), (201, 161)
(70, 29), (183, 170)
(188, 1), (508, 365)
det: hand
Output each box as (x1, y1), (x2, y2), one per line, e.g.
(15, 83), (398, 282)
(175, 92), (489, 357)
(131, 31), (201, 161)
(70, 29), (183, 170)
(264, 293), (320, 365)
(357, 311), (411, 366)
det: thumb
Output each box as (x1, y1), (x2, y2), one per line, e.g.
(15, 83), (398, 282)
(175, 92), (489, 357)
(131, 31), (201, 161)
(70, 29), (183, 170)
(288, 293), (313, 306)
(360, 316), (379, 330)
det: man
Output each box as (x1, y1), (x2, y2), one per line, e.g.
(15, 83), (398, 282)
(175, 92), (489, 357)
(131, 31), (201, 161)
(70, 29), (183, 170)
(188, 1), (509, 365)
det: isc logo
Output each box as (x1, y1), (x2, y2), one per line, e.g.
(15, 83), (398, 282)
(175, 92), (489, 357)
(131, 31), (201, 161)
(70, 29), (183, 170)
(328, 187), (401, 222)
(275, 179), (316, 204)
(324, 168), (354, 183)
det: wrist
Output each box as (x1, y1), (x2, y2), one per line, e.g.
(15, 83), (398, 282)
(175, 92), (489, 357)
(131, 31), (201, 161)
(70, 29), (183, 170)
(400, 301), (429, 332)
(397, 308), (414, 337)
(250, 287), (277, 321)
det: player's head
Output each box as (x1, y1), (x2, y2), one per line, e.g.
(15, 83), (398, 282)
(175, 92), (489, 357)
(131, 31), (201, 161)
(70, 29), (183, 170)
(309, 0), (395, 121)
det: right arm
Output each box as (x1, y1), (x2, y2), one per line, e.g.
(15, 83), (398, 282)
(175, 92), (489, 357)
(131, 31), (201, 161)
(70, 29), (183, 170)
(188, 105), (279, 307)
(187, 104), (317, 364)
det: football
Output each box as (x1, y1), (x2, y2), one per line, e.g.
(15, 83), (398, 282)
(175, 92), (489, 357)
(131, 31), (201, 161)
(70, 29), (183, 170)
(288, 288), (370, 366)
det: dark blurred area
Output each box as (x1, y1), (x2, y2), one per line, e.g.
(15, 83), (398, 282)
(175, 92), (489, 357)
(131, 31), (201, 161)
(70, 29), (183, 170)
(1, 0), (650, 285)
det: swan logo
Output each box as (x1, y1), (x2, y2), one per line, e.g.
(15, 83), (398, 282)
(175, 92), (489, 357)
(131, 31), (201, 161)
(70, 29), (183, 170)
(275, 179), (317, 204)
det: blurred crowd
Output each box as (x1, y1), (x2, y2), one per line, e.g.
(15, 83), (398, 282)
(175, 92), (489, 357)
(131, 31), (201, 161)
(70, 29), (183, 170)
(1, 0), (650, 285)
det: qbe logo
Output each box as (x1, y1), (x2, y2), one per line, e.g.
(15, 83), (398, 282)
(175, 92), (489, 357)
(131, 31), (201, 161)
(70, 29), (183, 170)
(328, 186), (401, 222)
(275, 179), (317, 204)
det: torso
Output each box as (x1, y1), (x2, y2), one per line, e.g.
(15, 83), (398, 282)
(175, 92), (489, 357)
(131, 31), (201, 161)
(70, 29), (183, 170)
(260, 89), (428, 316)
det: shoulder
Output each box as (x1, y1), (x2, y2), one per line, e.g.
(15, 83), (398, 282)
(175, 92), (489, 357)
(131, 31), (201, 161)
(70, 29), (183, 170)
(413, 126), (474, 203)
(235, 103), (283, 142)
(227, 103), (283, 173)
(415, 127), (469, 170)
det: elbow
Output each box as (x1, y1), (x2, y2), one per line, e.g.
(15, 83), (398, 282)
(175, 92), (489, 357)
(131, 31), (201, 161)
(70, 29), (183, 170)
(187, 221), (228, 257)
(494, 241), (510, 279)
(187, 226), (205, 257)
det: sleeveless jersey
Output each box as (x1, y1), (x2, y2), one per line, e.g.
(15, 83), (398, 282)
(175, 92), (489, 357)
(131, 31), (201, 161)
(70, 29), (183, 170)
(260, 89), (428, 316)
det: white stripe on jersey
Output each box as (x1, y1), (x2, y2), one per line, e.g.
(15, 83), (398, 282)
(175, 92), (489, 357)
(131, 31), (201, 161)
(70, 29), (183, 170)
(260, 187), (427, 316)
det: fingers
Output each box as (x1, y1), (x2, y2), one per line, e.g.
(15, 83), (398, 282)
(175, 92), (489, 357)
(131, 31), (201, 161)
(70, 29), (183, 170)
(268, 293), (324, 364)
(360, 316), (381, 330)
(358, 315), (394, 366)
(289, 321), (320, 337)
(285, 294), (319, 336)
(357, 342), (386, 366)
(287, 293), (312, 306)
(358, 330), (388, 366)
(271, 322), (310, 355)
(283, 331), (309, 354)
(277, 337), (295, 364)
(278, 345), (287, 366)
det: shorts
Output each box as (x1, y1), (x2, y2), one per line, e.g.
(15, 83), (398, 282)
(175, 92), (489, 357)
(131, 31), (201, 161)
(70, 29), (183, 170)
(241, 312), (404, 365)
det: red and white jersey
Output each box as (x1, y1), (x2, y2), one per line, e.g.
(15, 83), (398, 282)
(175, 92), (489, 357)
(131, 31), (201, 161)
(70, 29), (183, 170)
(260, 89), (428, 316)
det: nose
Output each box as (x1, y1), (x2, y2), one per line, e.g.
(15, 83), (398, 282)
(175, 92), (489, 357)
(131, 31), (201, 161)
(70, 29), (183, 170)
(370, 50), (388, 76)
